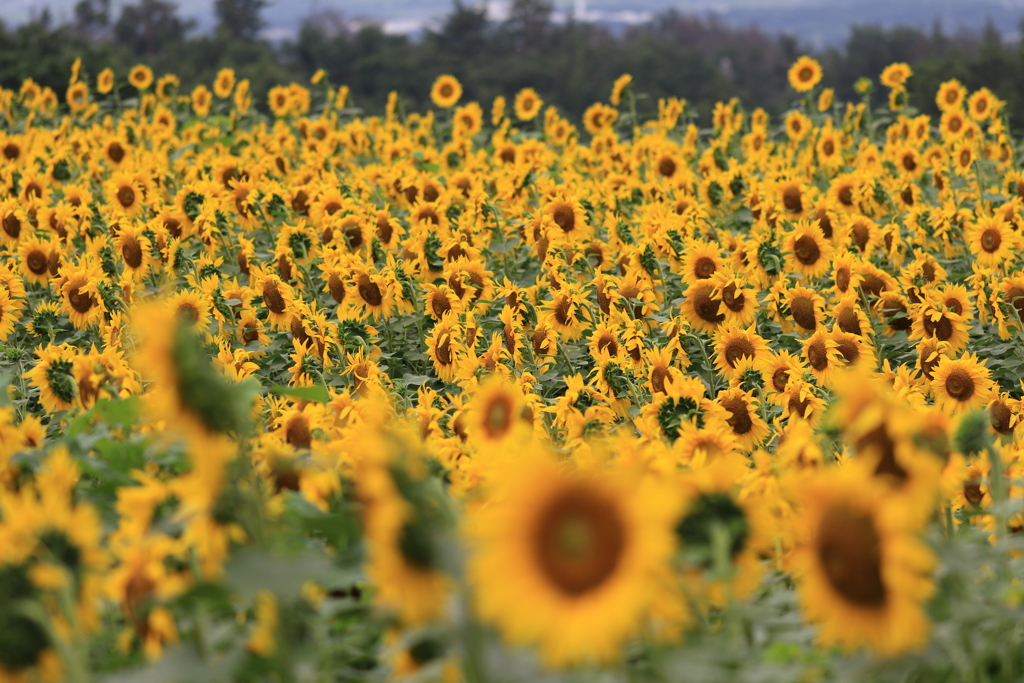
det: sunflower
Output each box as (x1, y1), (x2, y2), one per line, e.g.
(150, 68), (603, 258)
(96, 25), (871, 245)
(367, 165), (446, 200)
(910, 299), (970, 355)
(680, 240), (724, 286)
(514, 87), (543, 121)
(191, 84), (212, 117)
(967, 87), (995, 121)
(25, 343), (80, 412)
(931, 353), (994, 414)
(791, 468), (934, 655)
(777, 179), (810, 219)
(18, 237), (52, 286)
(213, 68), (236, 99)
(0, 198), (28, 245)
(106, 171), (144, 218)
(788, 56), (822, 92)
(544, 197), (588, 241)
(940, 109), (967, 140)
(0, 287), (21, 342)
(966, 215), (1015, 267)
(541, 286), (592, 341)
(830, 293), (868, 337)
(430, 75), (462, 109)
(879, 62), (912, 88)
(453, 101), (483, 138)
(830, 328), (876, 374)
(716, 387), (769, 451)
(610, 73), (632, 106)
(426, 315), (463, 383)
(128, 64), (153, 90)
(783, 220), (833, 279)
(952, 141), (975, 176)
(252, 271), (296, 330)
(802, 330), (841, 386)
(66, 81), (89, 113)
(784, 110), (812, 142)
(936, 79), (966, 112)
(97, 67), (114, 94)
(713, 326), (770, 380)
(58, 261), (105, 329)
(785, 285), (826, 333)
(467, 455), (674, 667)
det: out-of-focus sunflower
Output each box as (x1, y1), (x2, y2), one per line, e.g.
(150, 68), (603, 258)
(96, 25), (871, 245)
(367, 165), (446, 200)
(514, 87), (543, 121)
(128, 64), (153, 90)
(788, 56), (822, 92)
(791, 468), (934, 655)
(467, 454), (674, 667)
(430, 75), (462, 109)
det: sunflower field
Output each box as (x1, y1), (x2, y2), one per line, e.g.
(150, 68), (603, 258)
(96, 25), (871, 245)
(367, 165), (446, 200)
(2, 54), (1024, 682)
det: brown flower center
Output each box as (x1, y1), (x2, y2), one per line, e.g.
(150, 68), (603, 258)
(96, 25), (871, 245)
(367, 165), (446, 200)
(691, 285), (724, 325)
(121, 237), (143, 269)
(534, 487), (625, 596)
(817, 506), (886, 607)
(357, 274), (383, 307)
(117, 185), (135, 208)
(981, 228), (1001, 253)
(790, 296), (817, 331)
(793, 234), (821, 266)
(694, 256), (716, 279)
(26, 249), (48, 275)
(724, 337), (755, 368)
(68, 285), (96, 313)
(782, 185), (803, 214)
(720, 395), (753, 436)
(945, 367), (976, 402)
(262, 279), (287, 314)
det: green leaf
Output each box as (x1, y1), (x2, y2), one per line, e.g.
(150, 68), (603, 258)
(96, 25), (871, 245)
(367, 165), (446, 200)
(269, 383), (330, 403)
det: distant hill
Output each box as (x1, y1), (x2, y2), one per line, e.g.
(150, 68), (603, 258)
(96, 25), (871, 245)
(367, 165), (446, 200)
(6, 0), (1024, 46)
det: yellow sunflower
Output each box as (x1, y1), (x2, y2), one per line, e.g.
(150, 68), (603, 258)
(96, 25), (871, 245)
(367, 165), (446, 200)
(430, 75), (462, 109)
(128, 64), (153, 90)
(931, 353), (994, 414)
(514, 87), (543, 121)
(788, 56), (823, 92)
(466, 455), (674, 667)
(791, 468), (934, 655)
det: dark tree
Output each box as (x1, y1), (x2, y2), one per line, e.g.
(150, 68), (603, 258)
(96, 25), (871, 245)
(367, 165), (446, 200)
(214, 0), (269, 42)
(114, 0), (194, 56)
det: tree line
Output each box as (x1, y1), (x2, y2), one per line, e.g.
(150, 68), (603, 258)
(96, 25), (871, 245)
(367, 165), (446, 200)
(3, 0), (1024, 130)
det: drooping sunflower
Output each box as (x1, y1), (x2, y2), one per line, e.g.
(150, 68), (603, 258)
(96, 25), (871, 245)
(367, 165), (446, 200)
(931, 353), (994, 414)
(791, 468), (934, 655)
(466, 455), (674, 667)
